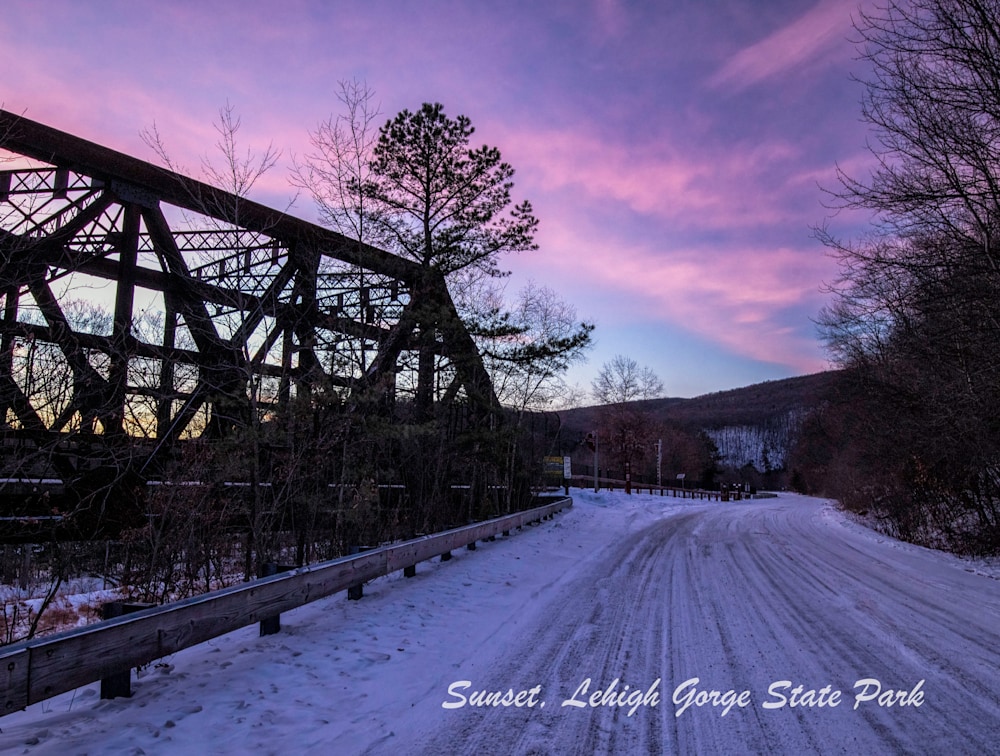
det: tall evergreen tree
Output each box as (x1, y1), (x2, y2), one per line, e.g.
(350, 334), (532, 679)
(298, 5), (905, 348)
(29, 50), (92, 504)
(364, 103), (538, 278)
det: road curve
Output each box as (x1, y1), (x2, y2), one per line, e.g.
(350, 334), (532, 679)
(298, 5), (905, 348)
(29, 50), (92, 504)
(410, 497), (1000, 755)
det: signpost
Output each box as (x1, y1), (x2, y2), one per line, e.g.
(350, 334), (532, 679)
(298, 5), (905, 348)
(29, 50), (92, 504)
(544, 456), (564, 489)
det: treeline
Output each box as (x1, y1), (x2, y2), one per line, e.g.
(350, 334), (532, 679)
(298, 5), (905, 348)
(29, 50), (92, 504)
(791, 0), (1000, 555)
(788, 361), (1000, 554)
(706, 413), (802, 475)
(652, 373), (836, 429)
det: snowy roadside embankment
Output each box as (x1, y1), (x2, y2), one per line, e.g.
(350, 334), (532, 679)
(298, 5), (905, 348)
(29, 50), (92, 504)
(0, 490), (682, 753)
(2, 490), (999, 754)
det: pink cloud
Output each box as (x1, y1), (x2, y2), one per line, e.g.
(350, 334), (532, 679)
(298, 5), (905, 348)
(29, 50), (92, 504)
(501, 127), (805, 230)
(709, 0), (859, 91)
(531, 222), (834, 372)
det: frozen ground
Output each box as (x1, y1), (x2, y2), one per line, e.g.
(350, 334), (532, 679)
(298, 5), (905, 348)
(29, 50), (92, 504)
(1, 490), (998, 754)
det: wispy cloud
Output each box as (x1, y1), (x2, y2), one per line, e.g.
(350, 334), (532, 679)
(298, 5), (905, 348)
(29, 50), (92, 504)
(709, 0), (857, 92)
(502, 126), (807, 231)
(534, 223), (834, 372)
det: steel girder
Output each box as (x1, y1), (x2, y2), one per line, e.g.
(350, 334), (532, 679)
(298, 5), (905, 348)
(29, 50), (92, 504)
(0, 109), (499, 469)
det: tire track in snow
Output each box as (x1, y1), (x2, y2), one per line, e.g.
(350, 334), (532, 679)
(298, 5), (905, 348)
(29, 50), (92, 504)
(411, 512), (704, 755)
(412, 497), (1000, 755)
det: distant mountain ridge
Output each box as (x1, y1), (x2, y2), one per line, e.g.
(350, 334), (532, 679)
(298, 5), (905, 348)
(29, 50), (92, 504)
(560, 371), (837, 430)
(559, 370), (839, 473)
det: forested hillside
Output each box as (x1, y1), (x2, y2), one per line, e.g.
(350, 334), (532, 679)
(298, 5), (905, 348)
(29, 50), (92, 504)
(560, 371), (839, 487)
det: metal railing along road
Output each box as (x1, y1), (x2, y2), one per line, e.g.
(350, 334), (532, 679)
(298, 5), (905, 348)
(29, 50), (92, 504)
(0, 496), (572, 716)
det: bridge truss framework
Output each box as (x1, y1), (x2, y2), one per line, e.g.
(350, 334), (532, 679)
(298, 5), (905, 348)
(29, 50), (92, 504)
(0, 109), (500, 488)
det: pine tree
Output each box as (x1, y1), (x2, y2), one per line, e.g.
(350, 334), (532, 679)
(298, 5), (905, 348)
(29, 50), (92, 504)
(364, 103), (538, 278)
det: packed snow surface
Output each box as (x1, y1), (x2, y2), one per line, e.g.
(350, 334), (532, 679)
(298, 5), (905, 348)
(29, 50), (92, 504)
(2, 490), (998, 754)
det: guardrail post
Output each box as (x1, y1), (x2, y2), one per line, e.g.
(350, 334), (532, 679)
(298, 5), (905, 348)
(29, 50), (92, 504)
(100, 602), (154, 698)
(347, 548), (370, 600)
(259, 563), (297, 633)
(440, 551), (452, 562)
(404, 565), (417, 577)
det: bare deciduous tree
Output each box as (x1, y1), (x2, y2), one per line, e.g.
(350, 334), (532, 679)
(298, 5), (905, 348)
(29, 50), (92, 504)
(291, 79), (382, 246)
(464, 280), (593, 412)
(591, 355), (664, 490)
(592, 354), (663, 406)
(814, 0), (1000, 552)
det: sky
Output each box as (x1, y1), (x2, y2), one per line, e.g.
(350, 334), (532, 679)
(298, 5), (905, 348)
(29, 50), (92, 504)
(0, 0), (877, 398)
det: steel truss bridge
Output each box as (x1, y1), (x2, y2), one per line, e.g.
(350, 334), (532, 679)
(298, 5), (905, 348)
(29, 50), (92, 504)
(0, 109), (503, 510)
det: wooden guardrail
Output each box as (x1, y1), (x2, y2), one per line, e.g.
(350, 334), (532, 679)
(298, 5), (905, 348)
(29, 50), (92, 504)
(0, 496), (572, 716)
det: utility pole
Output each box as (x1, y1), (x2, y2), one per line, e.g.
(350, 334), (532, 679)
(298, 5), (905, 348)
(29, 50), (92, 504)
(594, 431), (601, 493)
(586, 431), (599, 493)
(656, 438), (662, 488)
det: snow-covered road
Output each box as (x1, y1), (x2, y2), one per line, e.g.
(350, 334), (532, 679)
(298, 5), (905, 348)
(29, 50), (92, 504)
(2, 491), (998, 754)
(419, 496), (1000, 754)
